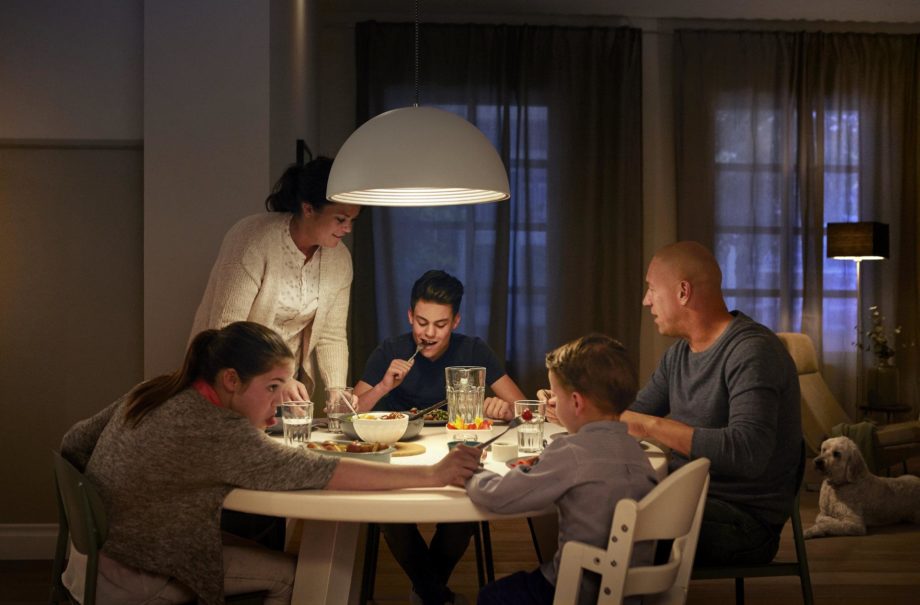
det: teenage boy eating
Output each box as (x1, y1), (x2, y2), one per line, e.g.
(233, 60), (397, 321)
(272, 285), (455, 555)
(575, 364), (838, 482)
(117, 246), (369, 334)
(354, 269), (525, 605)
(466, 334), (657, 605)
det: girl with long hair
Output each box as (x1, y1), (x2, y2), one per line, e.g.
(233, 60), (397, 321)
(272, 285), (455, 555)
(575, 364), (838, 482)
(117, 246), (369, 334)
(61, 322), (480, 605)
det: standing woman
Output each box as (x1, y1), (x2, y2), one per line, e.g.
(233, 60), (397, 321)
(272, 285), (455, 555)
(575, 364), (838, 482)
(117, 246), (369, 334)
(191, 157), (360, 402)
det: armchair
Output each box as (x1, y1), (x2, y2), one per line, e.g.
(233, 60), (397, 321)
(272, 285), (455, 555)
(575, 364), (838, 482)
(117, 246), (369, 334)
(776, 332), (920, 472)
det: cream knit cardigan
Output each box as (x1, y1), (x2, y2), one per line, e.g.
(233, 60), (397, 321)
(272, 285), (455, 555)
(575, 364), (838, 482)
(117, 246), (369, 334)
(191, 213), (352, 394)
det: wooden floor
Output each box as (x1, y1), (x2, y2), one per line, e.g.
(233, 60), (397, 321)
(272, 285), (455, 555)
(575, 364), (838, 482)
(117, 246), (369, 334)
(4, 465), (920, 605)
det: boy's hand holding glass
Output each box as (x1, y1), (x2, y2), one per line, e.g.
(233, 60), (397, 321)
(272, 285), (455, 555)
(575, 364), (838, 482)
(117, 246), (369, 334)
(537, 388), (559, 424)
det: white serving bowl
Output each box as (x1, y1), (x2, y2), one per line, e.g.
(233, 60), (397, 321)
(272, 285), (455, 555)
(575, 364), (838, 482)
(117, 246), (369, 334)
(352, 412), (409, 444)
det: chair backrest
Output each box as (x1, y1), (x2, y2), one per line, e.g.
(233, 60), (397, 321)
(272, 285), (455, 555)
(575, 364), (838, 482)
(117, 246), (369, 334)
(52, 450), (108, 605)
(553, 458), (711, 605)
(53, 451), (108, 553)
(776, 332), (852, 455)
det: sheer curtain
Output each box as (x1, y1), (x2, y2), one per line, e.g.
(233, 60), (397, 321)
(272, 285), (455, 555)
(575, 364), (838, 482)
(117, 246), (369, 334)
(675, 30), (920, 417)
(348, 23), (643, 396)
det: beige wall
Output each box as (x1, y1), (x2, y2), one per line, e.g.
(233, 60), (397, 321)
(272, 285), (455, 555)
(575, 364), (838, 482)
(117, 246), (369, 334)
(143, 1), (273, 378)
(0, 0), (144, 534)
(0, 145), (143, 523)
(1, 0), (315, 538)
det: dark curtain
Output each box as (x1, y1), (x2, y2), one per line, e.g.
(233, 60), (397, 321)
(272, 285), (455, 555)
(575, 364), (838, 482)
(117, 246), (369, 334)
(348, 23), (643, 396)
(675, 30), (920, 416)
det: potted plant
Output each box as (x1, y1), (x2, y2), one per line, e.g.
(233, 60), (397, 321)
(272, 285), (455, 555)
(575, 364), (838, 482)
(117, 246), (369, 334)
(863, 305), (899, 409)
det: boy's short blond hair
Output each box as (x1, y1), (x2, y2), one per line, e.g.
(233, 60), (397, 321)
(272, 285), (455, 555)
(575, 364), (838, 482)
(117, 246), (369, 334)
(545, 333), (637, 414)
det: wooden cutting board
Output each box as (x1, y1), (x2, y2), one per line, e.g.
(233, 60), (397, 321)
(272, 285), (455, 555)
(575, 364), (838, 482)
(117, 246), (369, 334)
(393, 442), (426, 457)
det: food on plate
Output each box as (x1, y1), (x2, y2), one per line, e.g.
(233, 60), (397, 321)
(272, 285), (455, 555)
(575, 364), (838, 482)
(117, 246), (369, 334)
(508, 456), (539, 469)
(305, 440), (389, 453)
(446, 416), (492, 431)
(409, 407), (449, 422)
(520, 408), (533, 421)
(357, 412), (405, 420)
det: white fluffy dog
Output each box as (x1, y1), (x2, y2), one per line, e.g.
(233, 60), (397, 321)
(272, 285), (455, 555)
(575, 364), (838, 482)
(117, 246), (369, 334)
(804, 436), (920, 538)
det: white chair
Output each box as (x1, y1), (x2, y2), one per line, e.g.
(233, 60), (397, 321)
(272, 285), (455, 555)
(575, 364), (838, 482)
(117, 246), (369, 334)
(553, 458), (710, 605)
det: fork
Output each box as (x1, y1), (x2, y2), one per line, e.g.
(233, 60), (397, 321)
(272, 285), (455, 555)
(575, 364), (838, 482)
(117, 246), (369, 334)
(476, 416), (526, 450)
(407, 343), (424, 362)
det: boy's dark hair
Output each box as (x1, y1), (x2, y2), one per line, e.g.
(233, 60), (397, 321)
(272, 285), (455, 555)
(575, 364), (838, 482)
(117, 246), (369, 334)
(410, 270), (464, 314)
(545, 333), (637, 414)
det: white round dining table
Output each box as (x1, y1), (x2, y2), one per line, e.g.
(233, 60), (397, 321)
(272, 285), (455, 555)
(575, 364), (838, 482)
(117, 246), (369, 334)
(223, 422), (668, 605)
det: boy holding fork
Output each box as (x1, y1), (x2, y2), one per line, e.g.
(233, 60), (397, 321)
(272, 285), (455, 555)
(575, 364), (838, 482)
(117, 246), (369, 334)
(467, 334), (657, 605)
(354, 269), (526, 605)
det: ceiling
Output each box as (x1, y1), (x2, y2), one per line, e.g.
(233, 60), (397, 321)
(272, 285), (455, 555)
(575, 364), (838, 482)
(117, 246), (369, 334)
(320, 0), (920, 24)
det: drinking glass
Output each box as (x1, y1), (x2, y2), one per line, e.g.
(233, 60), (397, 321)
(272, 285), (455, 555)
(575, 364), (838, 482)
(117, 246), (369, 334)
(325, 386), (355, 434)
(280, 401), (313, 447)
(445, 366), (486, 432)
(514, 400), (546, 453)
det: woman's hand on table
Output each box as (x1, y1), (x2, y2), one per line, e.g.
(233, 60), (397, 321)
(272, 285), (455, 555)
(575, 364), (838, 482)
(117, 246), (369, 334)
(434, 445), (483, 487)
(483, 397), (513, 420)
(280, 379), (310, 403)
(537, 389), (558, 424)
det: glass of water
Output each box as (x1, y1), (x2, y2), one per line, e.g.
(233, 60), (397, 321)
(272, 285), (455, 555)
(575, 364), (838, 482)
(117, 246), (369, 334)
(325, 387), (355, 434)
(514, 400), (546, 453)
(281, 401), (313, 447)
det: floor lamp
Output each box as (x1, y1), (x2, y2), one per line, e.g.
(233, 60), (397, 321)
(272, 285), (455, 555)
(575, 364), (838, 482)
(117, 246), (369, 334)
(827, 222), (889, 412)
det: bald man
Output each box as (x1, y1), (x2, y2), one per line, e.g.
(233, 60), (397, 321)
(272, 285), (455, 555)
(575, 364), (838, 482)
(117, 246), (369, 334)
(622, 241), (802, 566)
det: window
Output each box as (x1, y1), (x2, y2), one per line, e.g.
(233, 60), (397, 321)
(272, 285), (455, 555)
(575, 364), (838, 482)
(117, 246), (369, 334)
(712, 100), (860, 353)
(371, 102), (551, 366)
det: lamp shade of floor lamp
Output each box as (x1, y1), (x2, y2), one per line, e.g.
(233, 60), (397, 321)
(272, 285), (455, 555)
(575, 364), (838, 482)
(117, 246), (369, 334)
(827, 221), (889, 411)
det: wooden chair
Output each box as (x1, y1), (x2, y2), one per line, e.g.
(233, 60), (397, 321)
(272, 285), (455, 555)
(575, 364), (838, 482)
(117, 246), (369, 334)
(50, 451), (106, 605)
(553, 458), (711, 605)
(776, 332), (920, 471)
(691, 442), (814, 605)
(50, 451), (266, 605)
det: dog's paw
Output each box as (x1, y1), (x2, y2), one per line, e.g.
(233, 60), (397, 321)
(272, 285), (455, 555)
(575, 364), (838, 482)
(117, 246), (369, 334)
(803, 525), (823, 539)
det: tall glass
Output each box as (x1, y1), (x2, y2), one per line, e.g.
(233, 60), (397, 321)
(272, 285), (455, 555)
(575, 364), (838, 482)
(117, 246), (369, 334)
(514, 400), (546, 453)
(325, 386), (355, 433)
(445, 366), (486, 430)
(280, 401), (314, 447)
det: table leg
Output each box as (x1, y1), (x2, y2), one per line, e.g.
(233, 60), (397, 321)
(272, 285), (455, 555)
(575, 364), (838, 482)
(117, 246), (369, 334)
(291, 520), (361, 604)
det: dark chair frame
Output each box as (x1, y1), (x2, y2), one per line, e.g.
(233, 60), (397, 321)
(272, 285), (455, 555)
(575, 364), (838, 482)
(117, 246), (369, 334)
(50, 450), (266, 605)
(691, 442), (814, 605)
(360, 521), (495, 603)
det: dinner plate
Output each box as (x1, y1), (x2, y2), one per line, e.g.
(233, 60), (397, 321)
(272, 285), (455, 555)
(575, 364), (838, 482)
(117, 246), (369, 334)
(505, 455), (540, 469)
(307, 444), (396, 463)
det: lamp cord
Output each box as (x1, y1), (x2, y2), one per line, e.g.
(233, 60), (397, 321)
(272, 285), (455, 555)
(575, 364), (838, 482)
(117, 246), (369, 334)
(414, 0), (419, 107)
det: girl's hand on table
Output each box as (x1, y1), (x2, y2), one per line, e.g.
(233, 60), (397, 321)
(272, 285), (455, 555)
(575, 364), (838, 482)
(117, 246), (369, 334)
(537, 389), (558, 424)
(483, 397), (513, 420)
(435, 445), (483, 487)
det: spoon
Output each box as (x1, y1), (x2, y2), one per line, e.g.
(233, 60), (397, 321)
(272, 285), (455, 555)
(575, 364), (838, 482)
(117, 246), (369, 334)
(477, 410), (532, 450)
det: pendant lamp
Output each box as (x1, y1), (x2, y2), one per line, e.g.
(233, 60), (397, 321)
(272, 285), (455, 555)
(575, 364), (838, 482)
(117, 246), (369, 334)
(326, 2), (510, 206)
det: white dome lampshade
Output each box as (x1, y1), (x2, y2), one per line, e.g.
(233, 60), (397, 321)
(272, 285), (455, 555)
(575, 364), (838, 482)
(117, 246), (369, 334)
(327, 106), (511, 206)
